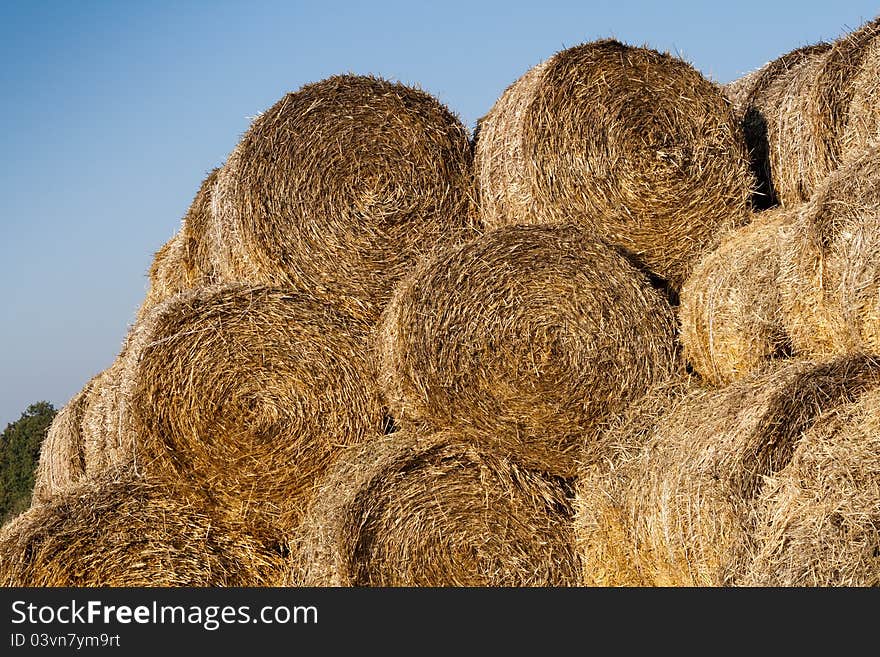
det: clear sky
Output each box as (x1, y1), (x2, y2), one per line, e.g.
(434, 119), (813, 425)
(1, 0), (878, 429)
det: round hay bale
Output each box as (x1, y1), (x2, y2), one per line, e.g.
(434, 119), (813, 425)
(31, 377), (98, 505)
(376, 223), (679, 479)
(181, 166), (222, 284)
(842, 25), (880, 156)
(678, 206), (797, 386)
(80, 351), (132, 478)
(138, 229), (197, 320)
(732, 43), (831, 208)
(722, 66), (766, 117)
(809, 17), (880, 182)
(779, 145), (880, 356)
(574, 374), (699, 587)
(121, 284), (385, 536)
(743, 386), (880, 586)
(290, 428), (580, 587)
(0, 470), (287, 586)
(577, 354), (880, 586)
(474, 39), (754, 289)
(211, 74), (478, 323)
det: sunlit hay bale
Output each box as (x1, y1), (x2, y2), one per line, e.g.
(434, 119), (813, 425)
(842, 27), (880, 157)
(80, 352), (132, 478)
(290, 428), (580, 587)
(138, 230), (198, 321)
(730, 44), (831, 209)
(574, 374), (699, 587)
(809, 17), (880, 184)
(211, 74), (478, 324)
(0, 469), (287, 587)
(586, 355), (880, 586)
(678, 206), (797, 386)
(779, 145), (880, 357)
(743, 387), (880, 586)
(181, 167), (222, 284)
(473, 39), (754, 290)
(31, 377), (98, 505)
(722, 66), (765, 117)
(376, 223), (679, 479)
(120, 284), (385, 536)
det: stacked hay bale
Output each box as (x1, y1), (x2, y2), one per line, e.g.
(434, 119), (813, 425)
(779, 145), (880, 357)
(377, 223), (679, 479)
(0, 470), (287, 587)
(118, 284), (385, 538)
(678, 206), (797, 386)
(474, 39), (755, 291)
(291, 429), (580, 587)
(210, 74), (478, 324)
(574, 354), (880, 586)
(744, 386), (880, 586)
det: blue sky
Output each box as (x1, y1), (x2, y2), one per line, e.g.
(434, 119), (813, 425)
(1, 0), (878, 429)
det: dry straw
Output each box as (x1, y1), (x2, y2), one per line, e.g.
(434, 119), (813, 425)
(0, 469), (287, 586)
(574, 355), (880, 586)
(31, 377), (98, 505)
(474, 38), (754, 289)
(678, 206), (796, 386)
(779, 145), (880, 356)
(743, 386), (880, 586)
(290, 428), (580, 587)
(376, 223), (678, 478)
(731, 43), (831, 208)
(120, 283), (385, 537)
(211, 74), (478, 323)
(80, 351), (132, 478)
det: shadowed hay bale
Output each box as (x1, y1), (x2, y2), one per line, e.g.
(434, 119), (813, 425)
(31, 377), (98, 505)
(377, 223), (679, 478)
(474, 39), (754, 289)
(732, 43), (831, 208)
(120, 284), (385, 536)
(290, 428), (579, 586)
(742, 387), (880, 586)
(211, 74), (478, 323)
(779, 145), (880, 356)
(574, 374), (699, 587)
(0, 470), (287, 586)
(809, 17), (880, 183)
(678, 206), (797, 386)
(574, 355), (880, 586)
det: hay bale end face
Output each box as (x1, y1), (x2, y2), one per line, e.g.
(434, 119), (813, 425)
(744, 386), (880, 586)
(121, 284), (385, 537)
(678, 206), (796, 386)
(475, 39), (754, 289)
(575, 355), (880, 586)
(0, 470), (287, 587)
(211, 74), (478, 323)
(377, 223), (679, 478)
(779, 145), (880, 357)
(290, 428), (580, 587)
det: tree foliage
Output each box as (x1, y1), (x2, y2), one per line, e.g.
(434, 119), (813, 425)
(0, 401), (56, 523)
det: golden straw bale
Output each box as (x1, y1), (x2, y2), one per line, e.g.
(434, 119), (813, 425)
(0, 469), (287, 587)
(779, 145), (880, 356)
(575, 355), (880, 586)
(743, 387), (880, 586)
(120, 284), (385, 536)
(842, 28), (880, 155)
(678, 206), (797, 386)
(211, 74), (478, 323)
(80, 353), (131, 478)
(377, 223), (678, 478)
(474, 39), (754, 289)
(290, 428), (579, 587)
(31, 377), (98, 505)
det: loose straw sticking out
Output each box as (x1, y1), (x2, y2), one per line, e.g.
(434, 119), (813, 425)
(779, 144), (880, 357)
(211, 74), (478, 324)
(0, 469), (287, 587)
(743, 387), (880, 586)
(31, 377), (97, 505)
(575, 355), (880, 586)
(678, 206), (797, 386)
(475, 38), (754, 289)
(290, 428), (580, 587)
(121, 284), (385, 537)
(377, 223), (678, 479)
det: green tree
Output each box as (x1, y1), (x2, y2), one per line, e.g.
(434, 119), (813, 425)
(0, 401), (57, 523)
